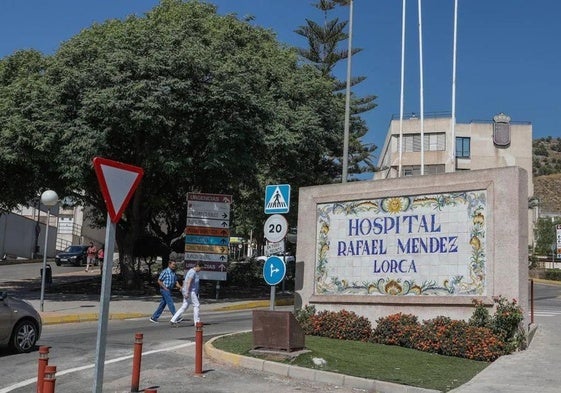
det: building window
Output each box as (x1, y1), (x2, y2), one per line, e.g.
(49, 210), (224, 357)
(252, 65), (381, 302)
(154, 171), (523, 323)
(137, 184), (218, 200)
(399, 133), (446, 152)
(456, 137), (470, 158)
(402, 165), (444, 176)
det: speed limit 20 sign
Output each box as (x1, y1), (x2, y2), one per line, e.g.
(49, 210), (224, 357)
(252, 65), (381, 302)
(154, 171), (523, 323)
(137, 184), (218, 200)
(264, 214), (288, 243)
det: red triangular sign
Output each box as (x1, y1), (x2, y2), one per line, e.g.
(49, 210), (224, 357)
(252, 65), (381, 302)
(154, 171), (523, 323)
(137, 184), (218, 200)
(93, 157), (144, 223)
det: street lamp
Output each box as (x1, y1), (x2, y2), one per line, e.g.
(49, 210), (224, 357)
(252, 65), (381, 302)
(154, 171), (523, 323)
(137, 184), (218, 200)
(40, 190), (59, 312)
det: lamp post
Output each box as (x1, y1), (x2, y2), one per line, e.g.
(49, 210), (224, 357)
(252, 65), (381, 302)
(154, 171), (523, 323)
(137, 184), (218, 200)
(39, 190), (59, 312)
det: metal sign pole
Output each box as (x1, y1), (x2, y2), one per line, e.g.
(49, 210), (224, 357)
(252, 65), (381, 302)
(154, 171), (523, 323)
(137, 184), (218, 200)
(39, 208), (51, 312)
(93, 215), (116, 393)
(270, 285), (276, 311)
(281, 238), (286, 294)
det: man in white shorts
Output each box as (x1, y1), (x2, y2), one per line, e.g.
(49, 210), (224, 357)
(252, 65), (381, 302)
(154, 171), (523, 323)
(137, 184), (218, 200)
(170, 261), (204, 326)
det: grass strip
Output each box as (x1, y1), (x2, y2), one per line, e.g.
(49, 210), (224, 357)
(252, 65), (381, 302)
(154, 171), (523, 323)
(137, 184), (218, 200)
(212, 332), (489, 392)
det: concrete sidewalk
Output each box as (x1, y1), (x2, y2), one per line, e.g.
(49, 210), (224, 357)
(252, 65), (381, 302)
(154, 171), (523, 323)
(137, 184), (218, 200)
(4, 270), (561, 393)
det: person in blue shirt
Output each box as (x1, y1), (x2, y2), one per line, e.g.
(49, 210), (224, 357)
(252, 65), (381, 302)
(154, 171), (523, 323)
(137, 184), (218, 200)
(170, 261), (204, 326)
(150, 260), (182, 323)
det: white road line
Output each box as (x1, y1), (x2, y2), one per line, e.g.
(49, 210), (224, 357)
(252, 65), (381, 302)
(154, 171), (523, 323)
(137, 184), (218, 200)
(534, 309), (561, 317)
(0, 341), (195, 393)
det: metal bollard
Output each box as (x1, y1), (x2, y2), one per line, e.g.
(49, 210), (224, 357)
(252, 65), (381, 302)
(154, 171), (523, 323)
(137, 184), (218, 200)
(131, 332), (144, 392)
(195, 322), (204, 375)
(42, 365), (56, 393)
(37, 346), (50, 393)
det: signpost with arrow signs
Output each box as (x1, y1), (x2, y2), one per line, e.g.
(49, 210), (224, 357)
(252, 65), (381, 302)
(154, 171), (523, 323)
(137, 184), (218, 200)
(91, 157), (144, 393)
(185, 192), (232, 281)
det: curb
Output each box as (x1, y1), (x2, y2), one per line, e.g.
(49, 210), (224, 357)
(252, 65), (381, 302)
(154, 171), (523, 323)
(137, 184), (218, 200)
(39, 299), (294, 325)
(531, 278), (561, 286)
(212, 298), (294, 311)
(41, 312), (148, 325)
(204, 333), (440, 393)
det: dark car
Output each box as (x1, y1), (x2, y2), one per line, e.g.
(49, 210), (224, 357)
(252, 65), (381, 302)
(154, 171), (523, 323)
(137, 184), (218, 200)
(55, 245), (89, 266)
(0, 291), (42, 353)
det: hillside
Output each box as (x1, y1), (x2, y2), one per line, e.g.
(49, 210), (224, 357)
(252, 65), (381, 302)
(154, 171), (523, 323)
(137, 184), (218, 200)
(533, 137), (561, 176)
(534, 174), (561, 214)
(533, 137), (561, 213)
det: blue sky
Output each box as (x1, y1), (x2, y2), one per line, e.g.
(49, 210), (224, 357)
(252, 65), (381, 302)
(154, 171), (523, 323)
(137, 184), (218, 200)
(1, 0), (559, 158)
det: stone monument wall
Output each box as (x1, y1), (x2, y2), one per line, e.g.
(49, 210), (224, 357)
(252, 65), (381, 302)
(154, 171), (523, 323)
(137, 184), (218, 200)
(295, 167), (529, 325)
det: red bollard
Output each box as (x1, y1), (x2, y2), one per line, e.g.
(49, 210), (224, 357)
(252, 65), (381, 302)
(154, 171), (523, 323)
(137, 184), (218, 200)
(195, 322), (204, 375)
(131, 332), (144, 392)
(37, 346), (50, 393)
(145, 389), (158, 393)
(42, 365), (56, 393)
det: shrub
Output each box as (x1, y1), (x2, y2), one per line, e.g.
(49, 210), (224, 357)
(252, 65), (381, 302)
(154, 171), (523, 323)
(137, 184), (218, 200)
(297, 296), (525, 362)
(414, 317), (507, 361)
(469, 299), (491, 328)
(371, 313), (420, 348)
(491, 296), (524, 346)
(294, 305), (316, 335)
(226, 261), (262, 287)
(310, 309), (372, 342)
(544, 269), (561, 281)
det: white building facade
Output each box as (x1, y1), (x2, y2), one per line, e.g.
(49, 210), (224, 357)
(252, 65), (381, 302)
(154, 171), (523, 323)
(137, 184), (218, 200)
(374, 112), (534, 245)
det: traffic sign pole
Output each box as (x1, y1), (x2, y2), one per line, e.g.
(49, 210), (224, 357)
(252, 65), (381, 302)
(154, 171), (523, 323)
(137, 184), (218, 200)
(270, 285), (276, 311)
(93, 215), (116, 393)
(263, 256), (286, 310)
(92, 157), (143, 393)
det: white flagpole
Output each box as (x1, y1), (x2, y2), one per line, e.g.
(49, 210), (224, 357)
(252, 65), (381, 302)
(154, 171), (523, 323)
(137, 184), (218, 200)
(342, 0), (354, 183)
(450, 0), (458, 171)
(418, 0), (425, 176)
(398, 0), (406, 178)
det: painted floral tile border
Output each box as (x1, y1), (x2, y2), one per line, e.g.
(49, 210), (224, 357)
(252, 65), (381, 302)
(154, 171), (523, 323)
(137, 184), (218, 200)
(315, 191), (487, 296)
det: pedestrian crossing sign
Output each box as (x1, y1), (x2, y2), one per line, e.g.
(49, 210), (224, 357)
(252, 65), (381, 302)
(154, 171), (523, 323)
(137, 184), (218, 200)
(264, 184), (290, 214)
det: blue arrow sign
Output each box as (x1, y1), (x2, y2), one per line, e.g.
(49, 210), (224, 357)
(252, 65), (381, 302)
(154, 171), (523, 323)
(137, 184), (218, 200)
(263, 256), (286, 286)
(185, 235), (229, 246)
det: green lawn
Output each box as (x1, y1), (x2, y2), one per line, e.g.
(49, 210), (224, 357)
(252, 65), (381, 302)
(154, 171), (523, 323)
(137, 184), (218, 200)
(212, 332), (489, 392)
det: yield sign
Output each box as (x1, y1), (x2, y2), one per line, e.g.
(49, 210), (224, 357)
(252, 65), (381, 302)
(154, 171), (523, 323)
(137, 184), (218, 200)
(93, 157), (144, 223)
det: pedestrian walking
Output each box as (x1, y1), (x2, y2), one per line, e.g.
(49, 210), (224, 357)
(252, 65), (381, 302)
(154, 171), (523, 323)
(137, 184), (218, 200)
(150, 260), (181, 323)
(85, 242), (97, 272)
(97, 246), (104, 273)
(170, 261), (204, 326)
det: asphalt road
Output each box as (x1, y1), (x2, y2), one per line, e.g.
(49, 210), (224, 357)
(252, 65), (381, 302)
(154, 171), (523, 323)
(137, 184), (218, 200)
(0, 260), (86, 283)
(2, 261), (561, 393)
(0, 306), (356, 393)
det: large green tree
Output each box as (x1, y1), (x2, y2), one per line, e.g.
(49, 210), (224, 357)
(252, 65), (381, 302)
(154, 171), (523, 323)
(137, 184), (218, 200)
(296, 0), (378, 178)
(534, 217), (561, 256)
(20, 0), (350, 284)
(0, 50), (64, 213)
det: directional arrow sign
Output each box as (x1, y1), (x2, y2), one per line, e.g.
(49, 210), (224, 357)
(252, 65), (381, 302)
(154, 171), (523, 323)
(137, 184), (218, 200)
(185, 235), (229, 246)
(263, 256), (286, 286)
(188, 200), (230, 220)
(93, 157), (144, 223)
(186, 217), (229, 228)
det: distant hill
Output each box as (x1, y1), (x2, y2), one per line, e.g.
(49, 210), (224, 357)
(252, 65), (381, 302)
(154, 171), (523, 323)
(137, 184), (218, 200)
(533, 137), (561, 176)
(534, 174), (561, 214)
(533, 137), (561, 214)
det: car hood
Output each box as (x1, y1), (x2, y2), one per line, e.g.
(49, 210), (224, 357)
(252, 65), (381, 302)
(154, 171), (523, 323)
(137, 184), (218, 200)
(56, 251), (82, 257)
(4, 293), (38, 312)
(1, 292), (42, 320)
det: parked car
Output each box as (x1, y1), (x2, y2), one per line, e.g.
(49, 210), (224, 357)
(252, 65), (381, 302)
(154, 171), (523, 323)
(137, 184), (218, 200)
(55, 245), (90, 266)
(0, 291), (42, 353)
(255, 255), (295, 263)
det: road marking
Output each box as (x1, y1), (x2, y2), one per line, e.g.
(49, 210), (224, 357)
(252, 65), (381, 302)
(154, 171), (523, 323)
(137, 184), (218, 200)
(534, 308), (561, 317)
(0, 342), (195, 392)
